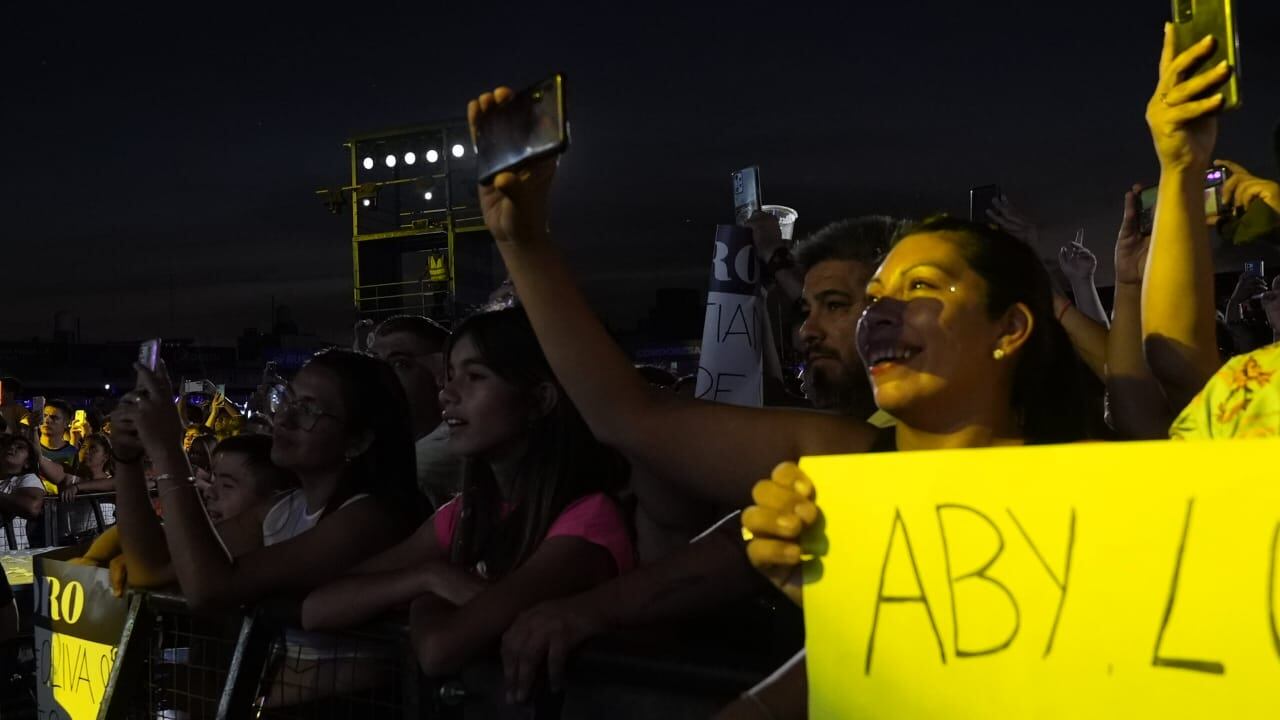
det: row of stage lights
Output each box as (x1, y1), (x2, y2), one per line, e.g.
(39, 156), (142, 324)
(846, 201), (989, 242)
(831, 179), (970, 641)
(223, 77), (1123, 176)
(362, 144), (466, 170)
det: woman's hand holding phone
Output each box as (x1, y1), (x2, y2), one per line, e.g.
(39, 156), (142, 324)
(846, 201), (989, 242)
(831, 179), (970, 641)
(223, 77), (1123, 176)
(468, 87), (557, 247)
(1215, 159), (1280, 216)
(1146, 25), (1229, 175)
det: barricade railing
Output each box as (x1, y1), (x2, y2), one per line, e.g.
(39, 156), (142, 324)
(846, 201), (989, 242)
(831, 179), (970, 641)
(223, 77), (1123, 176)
(0, 492), (117, 551)
(88, 590), (790, 720)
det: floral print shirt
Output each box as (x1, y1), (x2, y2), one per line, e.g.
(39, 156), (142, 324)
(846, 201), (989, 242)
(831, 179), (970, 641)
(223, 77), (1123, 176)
(1170, 342), (1280, 439)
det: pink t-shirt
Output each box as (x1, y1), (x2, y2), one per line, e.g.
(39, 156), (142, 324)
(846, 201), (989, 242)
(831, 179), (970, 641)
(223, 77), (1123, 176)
(433, 492), (635, 575)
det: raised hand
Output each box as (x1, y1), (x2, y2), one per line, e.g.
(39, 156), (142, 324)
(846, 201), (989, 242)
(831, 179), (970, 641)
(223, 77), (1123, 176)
(742, 462), (819, 605)
(111, 360), (186, 463)
(743, 210), (785, 260)
(1262, 278), (1280, 333)
(1145, 25), (1229, 173)
(1225, 272), (1268, 325)
(1216, 159), (1280, 216)
(467, 88), (557, 245)
(986, 195), (1039, 245)
(1058, 230), (1098, 283)
(1114, 185), (1152, 286)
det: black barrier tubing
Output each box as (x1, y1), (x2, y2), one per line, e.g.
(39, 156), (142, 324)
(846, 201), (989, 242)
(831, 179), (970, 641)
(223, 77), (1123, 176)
(99, 592), (153, 720)
(218, 610), (275, 720)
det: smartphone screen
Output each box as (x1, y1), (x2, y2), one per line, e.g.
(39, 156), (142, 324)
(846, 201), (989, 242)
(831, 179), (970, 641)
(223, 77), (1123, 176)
(732, 166), (762, 225)
(1171, 0), (1241, 110)
(1138, 167), (1227, 233)
(970, 185), (1002, 225)
(1245, 260), (1265, 278)
(73, 410), (87, 424)
(474, 74), (568, 185)
(1204, 165), (1227, 216)
(138, 339), (161, 371)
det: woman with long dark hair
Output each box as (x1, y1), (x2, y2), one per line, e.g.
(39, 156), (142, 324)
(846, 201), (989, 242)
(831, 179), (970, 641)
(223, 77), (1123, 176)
(302, 307), (633, 677)
(110, 348), (424, 612)
(462, 86), (1093, 714)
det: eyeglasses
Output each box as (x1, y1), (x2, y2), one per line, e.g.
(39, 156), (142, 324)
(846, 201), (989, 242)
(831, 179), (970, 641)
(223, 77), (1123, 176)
(272, 389), (342, 432)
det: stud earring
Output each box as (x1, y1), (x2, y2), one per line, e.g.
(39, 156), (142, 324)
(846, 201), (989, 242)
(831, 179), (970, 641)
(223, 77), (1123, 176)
(993, 348), (1006, 360)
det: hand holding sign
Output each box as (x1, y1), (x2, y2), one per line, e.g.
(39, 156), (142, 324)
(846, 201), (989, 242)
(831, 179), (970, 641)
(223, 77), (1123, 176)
(742, 462), (821, 605)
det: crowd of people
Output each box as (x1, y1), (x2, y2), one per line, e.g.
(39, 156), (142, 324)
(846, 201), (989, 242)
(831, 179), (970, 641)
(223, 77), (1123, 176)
(1, 23), (1279, 716)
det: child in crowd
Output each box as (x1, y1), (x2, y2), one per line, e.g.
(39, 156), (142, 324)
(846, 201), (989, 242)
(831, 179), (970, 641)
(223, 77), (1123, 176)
(301, 307), (635, 679)
(75, 434), (296, 596)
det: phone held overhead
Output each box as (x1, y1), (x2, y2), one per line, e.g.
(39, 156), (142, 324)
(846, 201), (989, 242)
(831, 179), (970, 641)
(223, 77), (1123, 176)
(474, 74), (569, 185)
(1170, 0), (1241, 110)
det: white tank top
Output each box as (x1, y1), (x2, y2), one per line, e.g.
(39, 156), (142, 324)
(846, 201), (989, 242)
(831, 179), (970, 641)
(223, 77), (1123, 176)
(261, 489), (371, 546)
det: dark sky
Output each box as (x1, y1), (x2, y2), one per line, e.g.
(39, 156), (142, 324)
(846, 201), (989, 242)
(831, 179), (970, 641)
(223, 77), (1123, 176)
(6, 2), (1279, 345)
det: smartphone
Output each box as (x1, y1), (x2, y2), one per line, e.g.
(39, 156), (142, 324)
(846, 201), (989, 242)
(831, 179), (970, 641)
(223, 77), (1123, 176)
(970, 185), (1002, 225)
(1245, 260), (1265, 278)
(1171, 0), (1241, 111)
(1137, 167), (1229, 234)
(732, 166), (763, 225)
(474, 73), (568, 185)
(31, 396), (46, 418)
(138, 338), (161, 371)
(1204, 165), (1228, 217)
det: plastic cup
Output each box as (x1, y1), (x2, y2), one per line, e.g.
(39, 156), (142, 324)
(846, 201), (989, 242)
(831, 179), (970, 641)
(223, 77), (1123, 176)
(762, 205), (799, 244)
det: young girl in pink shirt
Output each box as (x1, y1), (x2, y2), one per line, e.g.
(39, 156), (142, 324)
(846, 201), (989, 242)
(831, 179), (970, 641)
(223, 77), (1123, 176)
(302, 307), (634, 678)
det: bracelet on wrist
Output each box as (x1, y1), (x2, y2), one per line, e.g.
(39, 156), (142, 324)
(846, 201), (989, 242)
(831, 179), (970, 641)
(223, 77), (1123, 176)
(157, 483), (197, 502)
(153, 473), (196, 487)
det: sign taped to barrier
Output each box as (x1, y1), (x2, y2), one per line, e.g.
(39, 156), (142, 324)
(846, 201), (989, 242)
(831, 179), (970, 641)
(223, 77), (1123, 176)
(801, 439), (1280, 718)
(33, 547), (129, 720)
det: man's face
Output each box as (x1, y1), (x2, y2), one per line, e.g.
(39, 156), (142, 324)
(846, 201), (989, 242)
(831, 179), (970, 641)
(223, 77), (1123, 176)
(368, 331), (445, 428)
(42, 406), (69, 442)
(797, 259), (875, 414)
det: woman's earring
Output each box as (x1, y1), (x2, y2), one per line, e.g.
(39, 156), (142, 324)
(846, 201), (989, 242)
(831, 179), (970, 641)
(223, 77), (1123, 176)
(993, 348), (1006, 360)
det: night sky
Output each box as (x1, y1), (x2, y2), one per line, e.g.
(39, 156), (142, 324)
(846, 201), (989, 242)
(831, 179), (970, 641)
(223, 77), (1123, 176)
(6, 2), (1280, 345)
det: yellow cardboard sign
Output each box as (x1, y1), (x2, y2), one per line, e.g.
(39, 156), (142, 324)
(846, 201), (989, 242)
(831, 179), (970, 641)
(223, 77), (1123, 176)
(801, 440), (1280, 718)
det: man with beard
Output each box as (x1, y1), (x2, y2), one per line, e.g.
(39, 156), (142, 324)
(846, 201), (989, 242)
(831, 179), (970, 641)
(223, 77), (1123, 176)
(498, 216), (902, 711)
(790, 217), (900, 417)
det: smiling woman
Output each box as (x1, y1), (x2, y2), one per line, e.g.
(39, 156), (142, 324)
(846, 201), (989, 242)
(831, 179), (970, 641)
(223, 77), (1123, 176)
(860, 217), (1091, 449)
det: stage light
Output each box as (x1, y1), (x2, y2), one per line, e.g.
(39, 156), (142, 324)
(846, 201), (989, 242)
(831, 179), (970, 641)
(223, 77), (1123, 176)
(424, 191), (433, 201)
(451, 144), (465, 158)
(355, 183), (379, 210)
(426, 149), (439, 163)
(385, 154), (397, 168)
(104, 384), (111, 391)
(404, 151), (417, 165)
(362, 156), (374, 170)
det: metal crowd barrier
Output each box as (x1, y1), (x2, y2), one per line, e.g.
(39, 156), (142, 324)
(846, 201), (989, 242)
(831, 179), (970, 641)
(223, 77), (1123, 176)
(0, 492), (117, 551)
(89, 590), (787, 720)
